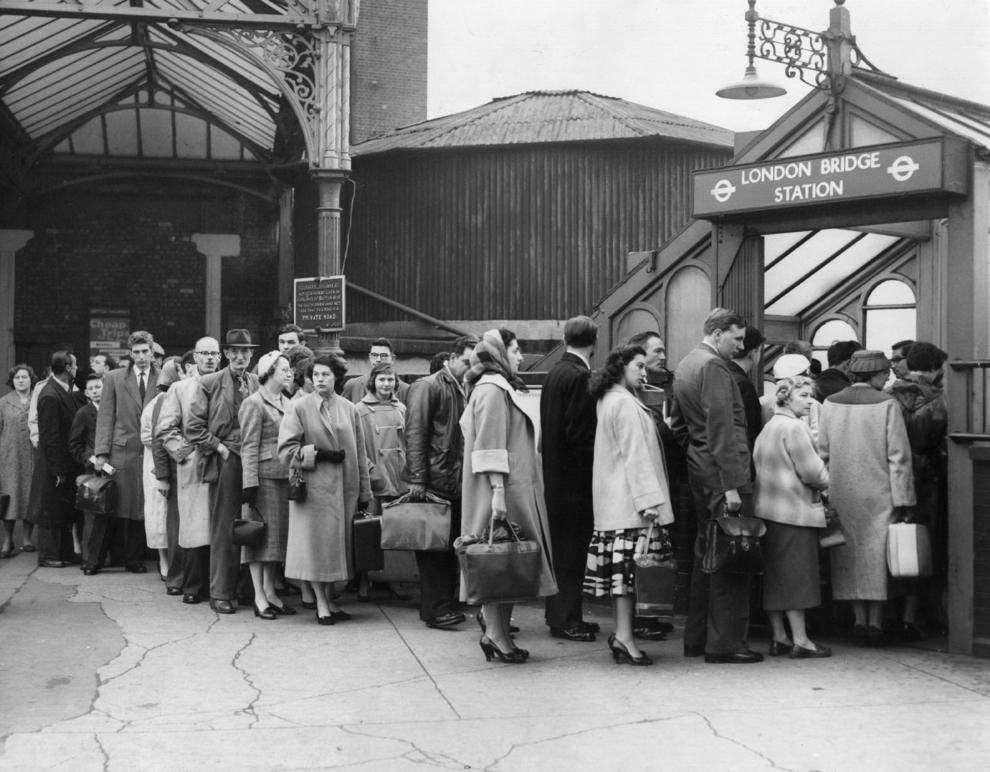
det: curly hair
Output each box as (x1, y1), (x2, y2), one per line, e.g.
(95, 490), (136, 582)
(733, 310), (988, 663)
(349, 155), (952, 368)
(308, 352), (347, 383)
(588, 344), (645, 401)
(774, 376), (814, 407)
(6, 363), (38, 390)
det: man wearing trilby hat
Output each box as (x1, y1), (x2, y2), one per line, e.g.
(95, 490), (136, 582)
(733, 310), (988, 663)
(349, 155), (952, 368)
(186, 329), (260, 614)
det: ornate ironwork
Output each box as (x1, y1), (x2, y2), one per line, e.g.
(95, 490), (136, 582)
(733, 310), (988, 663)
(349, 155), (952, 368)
(756, 17), (829, 89)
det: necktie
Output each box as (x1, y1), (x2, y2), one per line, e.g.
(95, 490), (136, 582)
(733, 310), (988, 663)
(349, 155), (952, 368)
(138, 372), (146, 402)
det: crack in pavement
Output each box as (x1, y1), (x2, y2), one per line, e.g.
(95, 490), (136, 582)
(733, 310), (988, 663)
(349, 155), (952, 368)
(338, 724), (467, 769)
(692, 711), (796, 771)
(231, 633), (262, 727)
(94, 733), (110, 772)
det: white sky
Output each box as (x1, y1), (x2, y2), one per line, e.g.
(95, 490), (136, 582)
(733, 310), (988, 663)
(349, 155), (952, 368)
(427, 0), (990, 132)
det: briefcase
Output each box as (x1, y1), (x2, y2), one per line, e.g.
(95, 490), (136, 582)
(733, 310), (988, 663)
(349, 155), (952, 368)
(380, 492), (452, 551)
(352, 512), (385, 572)
(75, 473), (116, 516)
(887, 522), (933, 578)
(701, 513), (766, 575)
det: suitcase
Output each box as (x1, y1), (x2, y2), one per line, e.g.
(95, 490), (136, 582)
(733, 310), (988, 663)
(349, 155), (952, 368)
(352, 513), (385, 572)
(886, 523), (933, 578)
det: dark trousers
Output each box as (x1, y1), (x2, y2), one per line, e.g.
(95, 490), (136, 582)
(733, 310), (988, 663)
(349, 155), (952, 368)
(84, 516), (144, 568)
(414, 497), (462, 620)
(684, 480), (754, 655)
(164, 474), (185, 591)
(37, 522), (75, 562)
(208, 454), (242, 600)
(81, 511), (111, 568)
(183, 546), (210, 598)
(544, 502), (593, 629)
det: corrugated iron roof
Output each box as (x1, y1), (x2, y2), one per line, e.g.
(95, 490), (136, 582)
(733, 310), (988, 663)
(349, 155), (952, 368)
(352, 90), (734, 155)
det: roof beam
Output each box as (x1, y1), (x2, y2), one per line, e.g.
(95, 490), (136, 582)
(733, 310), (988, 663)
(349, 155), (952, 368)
(0, 22), (125, 94)
(0, 2), (320, 29)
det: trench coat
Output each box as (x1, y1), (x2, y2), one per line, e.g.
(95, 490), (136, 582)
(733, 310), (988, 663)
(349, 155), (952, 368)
(459, 373), (557, 601)
(0, 391), (33, 520)
(819, 384), (915, 600)
(94, 365), (158, 520)
(34, 378), (85, 526)
(140, 395), (168, 548)
(277, 391), (371, 583)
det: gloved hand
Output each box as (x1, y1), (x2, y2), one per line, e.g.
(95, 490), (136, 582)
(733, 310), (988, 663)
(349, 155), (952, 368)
(315, 448), (345, 463)
(407, 483), (427, 502)
(242, 486), (258, 506)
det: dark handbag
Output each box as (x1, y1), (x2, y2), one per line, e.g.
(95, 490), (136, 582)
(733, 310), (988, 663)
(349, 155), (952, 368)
(701, 511), (767, 575)
(455, 515), (542, 604)
(232, 506), (266, 548)
(287, 465), (307, 502)
(75, 473), (116, 515)
(380, 492), (452, 551)
(634, 523), (676, 615)
(819, 505), (848, 549)
(352, 511), (385, 571)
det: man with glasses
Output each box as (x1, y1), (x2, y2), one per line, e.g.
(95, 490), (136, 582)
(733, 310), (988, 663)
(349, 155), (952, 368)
(156, 338), (221, 601)
(93, 330), (159, 573)
(186, 330), (260, 613)
(342, 338), (410, 405)
(890, 340), (915, 381)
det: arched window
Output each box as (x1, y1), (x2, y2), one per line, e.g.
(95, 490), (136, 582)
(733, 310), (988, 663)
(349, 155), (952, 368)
(863, 279), (916, 354)
(811, 319), (858, 370)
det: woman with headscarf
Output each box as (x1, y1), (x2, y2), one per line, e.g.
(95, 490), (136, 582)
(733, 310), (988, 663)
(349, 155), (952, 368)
(277, 352), (371, 625)
(460, 328), (557, 663)
(240, 351), (296, 619)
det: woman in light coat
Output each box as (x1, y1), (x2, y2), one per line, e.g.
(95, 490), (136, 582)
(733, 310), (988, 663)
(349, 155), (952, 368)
(819, 350), (915, 647)
(754, 376), (831, 659)
(460, 328), (557, 664)
(278, 353), (370, 625)
(0, 364), (37, 556)
(584, 344), (674, 666)
(240, 351), (295, 620)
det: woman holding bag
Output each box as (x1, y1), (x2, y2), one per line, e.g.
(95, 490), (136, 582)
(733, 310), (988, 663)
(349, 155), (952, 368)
(583, 344), (674, 666)
(754, 376), (832, 658)
(460, 328), (557, 663)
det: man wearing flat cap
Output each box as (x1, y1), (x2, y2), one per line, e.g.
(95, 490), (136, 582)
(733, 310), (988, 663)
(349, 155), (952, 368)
(186, 329), (260, 613)
(818, 349), (915, 646)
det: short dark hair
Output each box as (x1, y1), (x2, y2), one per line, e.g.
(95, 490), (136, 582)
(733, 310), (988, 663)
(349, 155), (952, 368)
(308, 352), (348, 382)
(180, 350), (196, 369)
(626, 331), (663, 348)
(6, 363), (38, 390)
(85, 372), (104, 386)
(703, 308), (746, 335)
(892, 339), (915, 353)
(905, 341), (947, 373)
(735, 326), (766, 357)
(430, 352), (449, 373)
(278, 324), (305, 342)
(827, 340), (862, 366)
(370, 337), (394, 353)
(450, 335), (478, 357)
(128, 330), (154, 349)
(366, 361), (396, 394)
(50, 350), (76, 375)
(564, 316), (598, 348)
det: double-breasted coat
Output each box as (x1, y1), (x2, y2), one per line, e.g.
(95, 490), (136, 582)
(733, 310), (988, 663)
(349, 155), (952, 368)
(35, 378), (85, 526)
(0, 391), (34, 520)
(277, 392), (371, 582)
(459, 373), (557, 601)
(94, 365), (159, 520)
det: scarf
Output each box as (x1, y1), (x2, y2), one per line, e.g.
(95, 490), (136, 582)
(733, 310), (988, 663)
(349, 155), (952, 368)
(463, 329), (528, 394)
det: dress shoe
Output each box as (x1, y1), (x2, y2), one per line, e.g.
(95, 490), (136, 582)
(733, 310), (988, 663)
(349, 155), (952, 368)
(210, 599), (236, 614)
(769, 640), (794, 657)
(253, 604), (277, 620)
(125, 563), (148, 574)
(300, 600), (317, 610)
(634, 616), (674, 634)
(705, 650), (765, 664)
(329, 610), (351, 622)
(21, 544), (36, 553)
(550, 626), (596, 642)
(790, 643), (832, 659)
(182, 594), (202, 604)
(683, 644), (705, 658)
(425, 611), (465, 629)
(68, 553), (83, 565)
(270, 604), (297, 616)
(608, 634), (653, 666)
(316, 612), (335, 626)
(578, 620), (601, 633)
(82, 565), (101, 576)
(37, 559), (68, 568)
(633, 627), (667, 641)
(479, 635), (527, 664)
(166, 587), (183, 596)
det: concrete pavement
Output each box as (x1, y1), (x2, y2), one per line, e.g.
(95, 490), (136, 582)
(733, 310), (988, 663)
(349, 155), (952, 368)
(1, 551), (988, 771)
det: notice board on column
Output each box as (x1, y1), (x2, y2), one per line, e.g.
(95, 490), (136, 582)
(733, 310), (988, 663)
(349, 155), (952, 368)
(89, 309), (131, 360)
(294, 276), (345, 333)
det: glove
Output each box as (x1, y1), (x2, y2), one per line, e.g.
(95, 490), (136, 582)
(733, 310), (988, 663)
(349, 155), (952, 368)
(315, 448), (345, 463)
(407, 483), (427, 502)
(242, 486), (258, 506)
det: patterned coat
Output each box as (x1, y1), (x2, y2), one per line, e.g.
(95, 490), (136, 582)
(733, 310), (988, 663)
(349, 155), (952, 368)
(819, 384), (915, 600)
(754, 408), (829, 527)
(0, 391), (33, 520)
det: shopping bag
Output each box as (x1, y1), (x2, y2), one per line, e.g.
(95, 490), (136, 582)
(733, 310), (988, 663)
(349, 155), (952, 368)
(380, 492), (452, 551)
(634, 524), (676, 615)
(887, 522), (933, 578)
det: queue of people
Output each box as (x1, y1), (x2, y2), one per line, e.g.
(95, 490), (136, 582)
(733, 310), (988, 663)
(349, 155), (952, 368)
(0, 314), (947, 669)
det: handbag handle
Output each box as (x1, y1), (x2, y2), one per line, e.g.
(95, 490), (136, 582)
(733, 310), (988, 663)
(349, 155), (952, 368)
(486, 510), (523, 546)
(248, 504), (266, 524)
(635, 521), (655, 558)
(385, 490), (451, 508)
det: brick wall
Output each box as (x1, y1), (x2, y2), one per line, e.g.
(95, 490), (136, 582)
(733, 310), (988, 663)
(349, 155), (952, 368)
(14, 178), (278, 373)
(350, 0), (428, 144)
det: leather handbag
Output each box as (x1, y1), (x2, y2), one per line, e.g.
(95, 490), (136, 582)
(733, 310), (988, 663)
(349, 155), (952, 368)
(287, 465), (307, 502)
(819, 505), (848, 549)
(232, 506), (266, 548)
(455, 514), (542, 604)
(75, 473), (116, 515)
(634, 523), (676, 616)
(380, 492), (452, 551)
(352, 511), (385, 572)
(701, 510), (767, 575)
(887, 522), (933, 578)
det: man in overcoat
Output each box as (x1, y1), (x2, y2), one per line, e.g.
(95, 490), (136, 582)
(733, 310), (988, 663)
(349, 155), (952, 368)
(185, 329), (260, 613)
(93, 330), (159, 571)
(405, 335), (477, 629)
(539, 316), (599, 642)
(671, 308), (763, 664)
(35, 350), (85, 567)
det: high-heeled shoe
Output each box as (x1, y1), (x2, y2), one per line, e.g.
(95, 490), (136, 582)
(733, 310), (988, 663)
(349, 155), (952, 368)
(270, 603), (297, 616)
(329, 610), (351, 622)
(315, 611), (335, 626)
(608, 634), (653, 666)
(479, 636), (527, 664)
(253, 604), (277, 620)
(475, 610), (520, 635)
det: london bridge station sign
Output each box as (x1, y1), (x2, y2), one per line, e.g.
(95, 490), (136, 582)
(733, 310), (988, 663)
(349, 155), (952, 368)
(693, 138), (967, 219)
